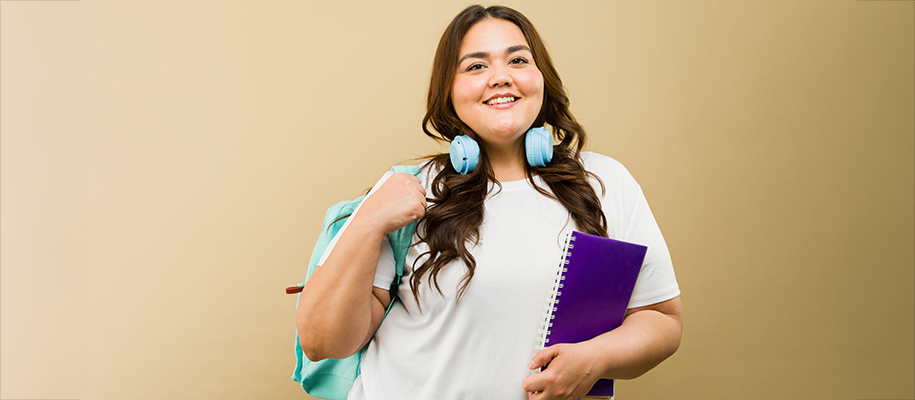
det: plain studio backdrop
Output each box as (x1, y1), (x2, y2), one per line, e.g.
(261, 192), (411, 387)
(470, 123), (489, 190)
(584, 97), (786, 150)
(1, 1), (912, 399)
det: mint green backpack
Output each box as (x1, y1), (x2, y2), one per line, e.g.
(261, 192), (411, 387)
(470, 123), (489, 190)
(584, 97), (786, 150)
(287, 165), (422, 400)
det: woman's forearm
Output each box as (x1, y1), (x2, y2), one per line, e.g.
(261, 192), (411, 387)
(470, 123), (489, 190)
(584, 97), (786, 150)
(592, 296), (683, 380)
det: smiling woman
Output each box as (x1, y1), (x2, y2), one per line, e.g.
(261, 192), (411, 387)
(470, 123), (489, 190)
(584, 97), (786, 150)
(451, 19), (545, 164)
(295, 5), (682, 400)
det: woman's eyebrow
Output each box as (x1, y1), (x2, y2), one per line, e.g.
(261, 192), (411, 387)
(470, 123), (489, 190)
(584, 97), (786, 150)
(457, 45), (533, 65)
(506, 44), (532, 54)
(458, 51), (488, 65)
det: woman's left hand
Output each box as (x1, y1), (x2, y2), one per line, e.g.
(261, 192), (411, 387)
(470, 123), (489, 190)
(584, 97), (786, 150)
(522, 342), (602, 400)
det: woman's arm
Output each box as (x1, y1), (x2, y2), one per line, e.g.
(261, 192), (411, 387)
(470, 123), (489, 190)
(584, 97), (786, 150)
(522, 296), (683, 399)
(296, 173), (426, 361)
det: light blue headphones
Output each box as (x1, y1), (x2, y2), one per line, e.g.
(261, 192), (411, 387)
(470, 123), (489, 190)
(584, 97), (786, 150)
(449, 127), (553, 175)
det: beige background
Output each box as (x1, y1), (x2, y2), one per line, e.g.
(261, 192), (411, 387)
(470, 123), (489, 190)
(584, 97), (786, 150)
(1, 1), (912, 399)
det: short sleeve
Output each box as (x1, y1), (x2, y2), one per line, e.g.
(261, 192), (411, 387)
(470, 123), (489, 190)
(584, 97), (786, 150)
(625, 188), (680, 307)
(374, 236), (396, 289)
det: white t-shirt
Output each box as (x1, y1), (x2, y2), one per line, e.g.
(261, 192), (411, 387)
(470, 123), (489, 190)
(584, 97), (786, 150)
(318, 152), (679, 400)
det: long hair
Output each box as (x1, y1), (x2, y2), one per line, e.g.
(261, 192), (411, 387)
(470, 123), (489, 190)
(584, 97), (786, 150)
(413, 5), (608, 305)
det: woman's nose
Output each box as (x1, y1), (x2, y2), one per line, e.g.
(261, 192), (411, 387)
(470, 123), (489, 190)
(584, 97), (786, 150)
(488, 66), (513, 87)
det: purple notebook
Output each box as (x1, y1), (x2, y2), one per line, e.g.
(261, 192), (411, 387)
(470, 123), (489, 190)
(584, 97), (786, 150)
(536, 231), (647, 398)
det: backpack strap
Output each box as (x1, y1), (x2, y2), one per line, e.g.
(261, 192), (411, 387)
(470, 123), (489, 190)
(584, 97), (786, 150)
(386, 165), (423, 295)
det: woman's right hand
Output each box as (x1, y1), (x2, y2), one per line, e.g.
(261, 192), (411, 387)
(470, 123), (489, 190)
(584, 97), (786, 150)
(355, 172), (427, 236)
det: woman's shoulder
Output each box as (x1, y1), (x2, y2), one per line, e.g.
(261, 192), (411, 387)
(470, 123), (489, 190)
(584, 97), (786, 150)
(579, 151), (638, 187)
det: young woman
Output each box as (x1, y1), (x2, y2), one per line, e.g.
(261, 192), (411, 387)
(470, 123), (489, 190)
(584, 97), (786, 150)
(297, 5), (682, 400)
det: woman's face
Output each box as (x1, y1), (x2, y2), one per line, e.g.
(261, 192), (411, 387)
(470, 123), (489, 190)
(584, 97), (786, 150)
(452, 18), (544, 150)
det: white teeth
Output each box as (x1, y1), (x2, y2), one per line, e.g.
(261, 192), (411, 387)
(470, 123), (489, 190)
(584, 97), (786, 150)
(486, 96), (516, 105)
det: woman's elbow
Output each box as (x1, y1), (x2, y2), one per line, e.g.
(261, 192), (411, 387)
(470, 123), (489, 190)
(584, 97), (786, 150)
(297, 320), (360, 361)
(297, 320), (338, 361)
(300, 336), (327, 362)
(296, 315), (336, 361)
(297, 311), (327, 361)
(300, 335), (361, 361)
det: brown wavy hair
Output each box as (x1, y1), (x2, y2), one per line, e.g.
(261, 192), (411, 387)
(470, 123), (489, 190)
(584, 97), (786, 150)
(413, 5), (608, 306)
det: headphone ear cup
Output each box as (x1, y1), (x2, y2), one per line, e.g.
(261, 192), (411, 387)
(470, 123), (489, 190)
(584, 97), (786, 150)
(450, 135), (480, 175)
(525, 127), (553, 167)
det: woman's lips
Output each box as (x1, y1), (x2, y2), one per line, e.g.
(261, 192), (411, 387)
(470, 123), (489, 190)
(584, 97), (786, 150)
(484, 95), (519, 106)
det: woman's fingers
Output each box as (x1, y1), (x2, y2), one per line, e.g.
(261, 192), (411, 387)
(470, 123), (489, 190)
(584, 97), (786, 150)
(522, 343), (599, 400)
(522, 346), (560, 394)
(360, 173), (427, 234)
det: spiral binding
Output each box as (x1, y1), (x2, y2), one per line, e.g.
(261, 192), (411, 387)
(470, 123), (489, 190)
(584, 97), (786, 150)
(535, 233), (575, 351)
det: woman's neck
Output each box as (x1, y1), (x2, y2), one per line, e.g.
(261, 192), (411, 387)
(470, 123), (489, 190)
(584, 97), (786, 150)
(484, 143), (528, 182)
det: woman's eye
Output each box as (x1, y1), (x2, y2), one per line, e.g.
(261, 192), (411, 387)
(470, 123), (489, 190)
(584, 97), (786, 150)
(465, 63), (485, 71)
(510, 57), (529, 65)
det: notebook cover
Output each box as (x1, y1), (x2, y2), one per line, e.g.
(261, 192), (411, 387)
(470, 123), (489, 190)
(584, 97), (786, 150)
(546, 231), (647, 397)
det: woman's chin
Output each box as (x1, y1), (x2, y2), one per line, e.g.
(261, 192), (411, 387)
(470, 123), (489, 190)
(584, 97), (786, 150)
(480, 124), (530, 142)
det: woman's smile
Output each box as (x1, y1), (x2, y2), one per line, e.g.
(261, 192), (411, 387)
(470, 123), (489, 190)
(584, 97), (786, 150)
(484, 94), (520, 106)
